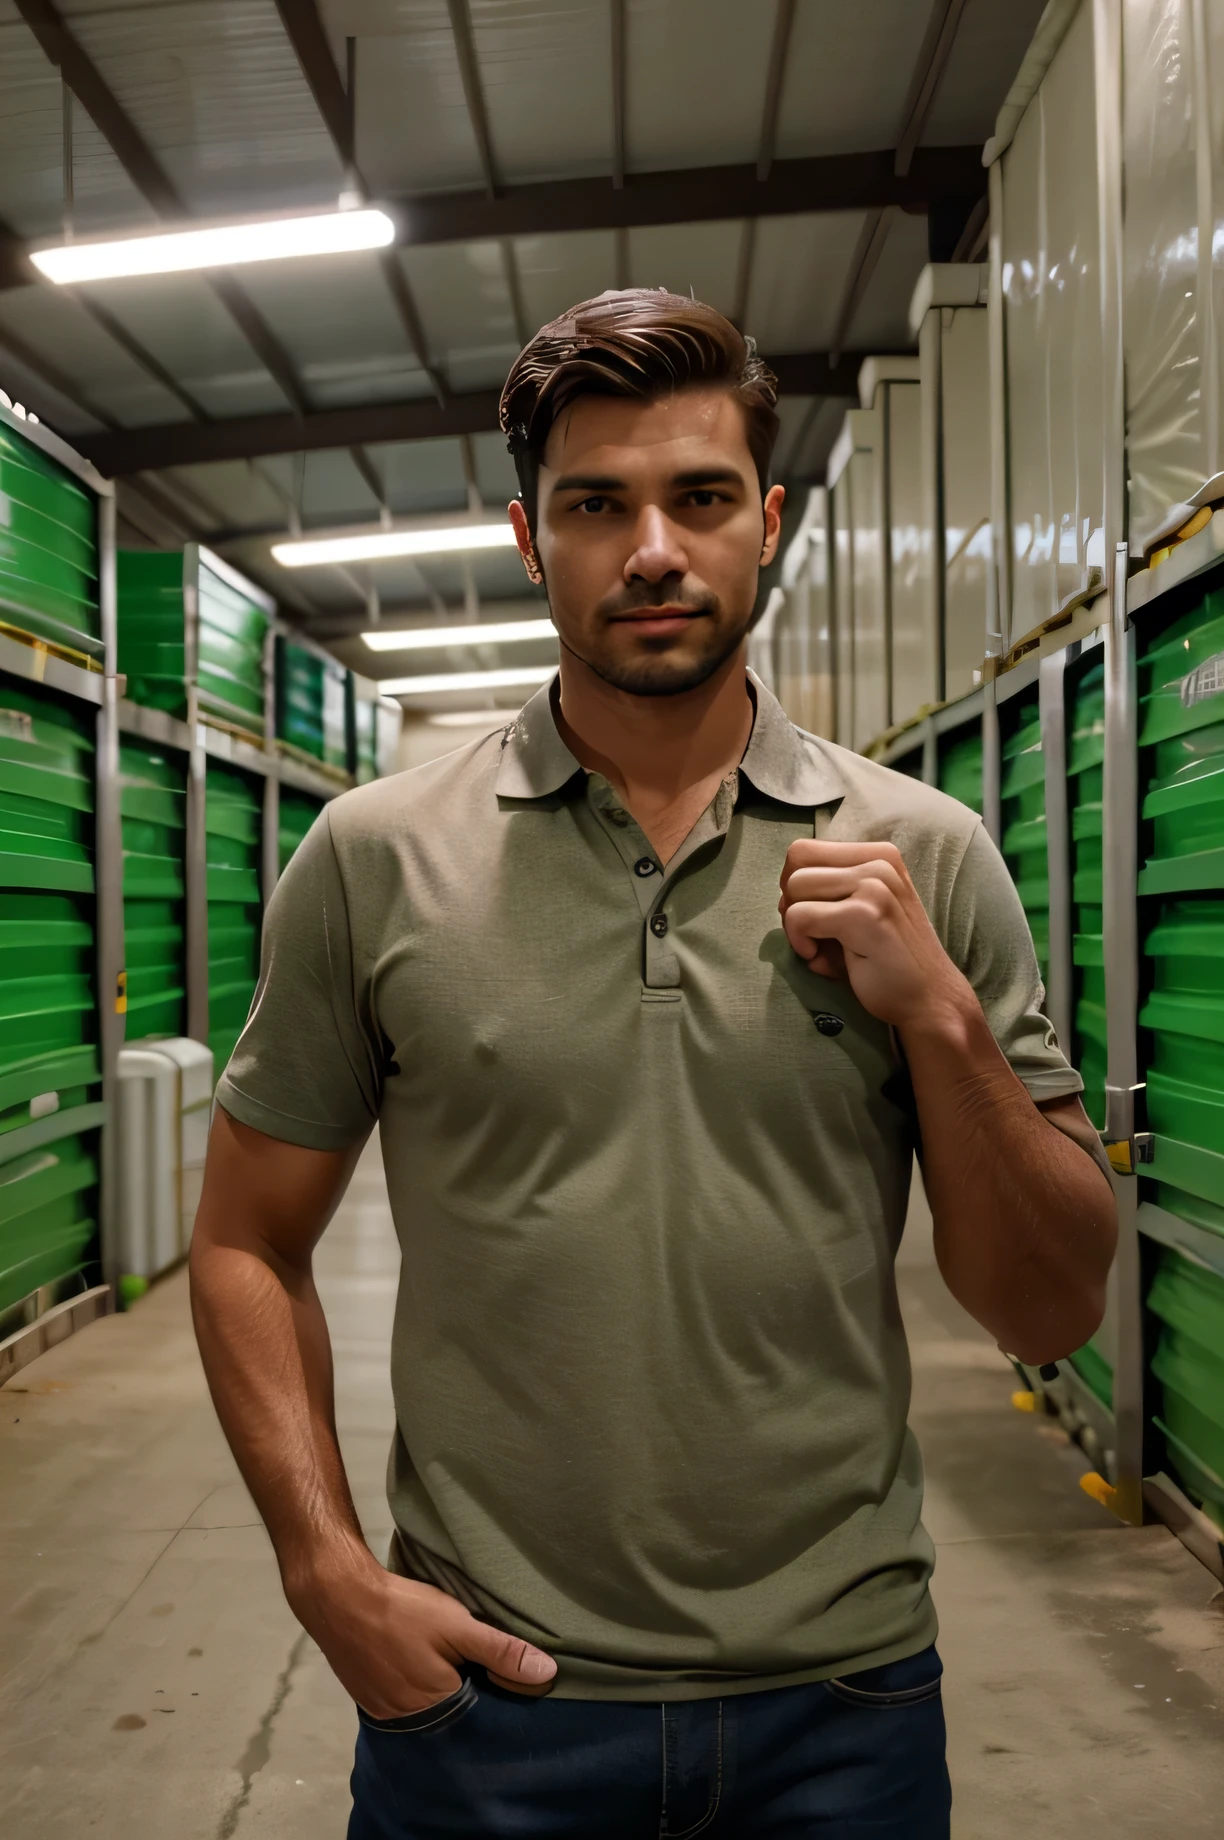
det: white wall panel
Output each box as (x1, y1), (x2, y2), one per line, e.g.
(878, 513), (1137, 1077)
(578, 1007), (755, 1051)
(1122, 0), (1220, 550)
(998, 0), (1104, 646)
(938, 306), (992, 700)
(885, 380), (931, 726)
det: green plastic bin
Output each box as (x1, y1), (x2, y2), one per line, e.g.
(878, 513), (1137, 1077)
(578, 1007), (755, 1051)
(0, 679), (101, 1311)
(278, 790), (324, 877)
(120, 742), (187, 1041)
(276, 636), (350, 771)
(205, 762), (263, 1078)
(1000, 693), (1049, 976)
(0, 422), (101, 663)
(118, 549), (270, 733)
(937, 725), (983, 814)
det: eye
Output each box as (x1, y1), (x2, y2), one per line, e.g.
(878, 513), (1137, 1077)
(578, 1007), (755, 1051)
(574, 495), (612, 514)
(683, 489), (724, 507)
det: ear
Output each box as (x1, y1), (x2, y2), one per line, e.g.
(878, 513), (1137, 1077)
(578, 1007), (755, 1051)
(760, 483), (786, 567)
(507, 499), (543, 584)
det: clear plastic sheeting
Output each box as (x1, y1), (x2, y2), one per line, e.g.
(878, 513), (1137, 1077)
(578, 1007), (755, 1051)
(910, 265), (991, 710)
(828, 409), (885, 754)
(997, 0), (1106, 646)
(1122, 0), (1224, 553)
(772, 488), (834, 741)
(883, 381), (929, 728)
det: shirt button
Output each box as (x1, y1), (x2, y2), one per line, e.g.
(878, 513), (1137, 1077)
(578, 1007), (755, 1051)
(649, 912), (669, 938)
(634, 856), (658, 877)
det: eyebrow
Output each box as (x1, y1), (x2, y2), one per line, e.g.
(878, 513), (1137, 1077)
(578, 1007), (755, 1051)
(550, 466), (746, 493)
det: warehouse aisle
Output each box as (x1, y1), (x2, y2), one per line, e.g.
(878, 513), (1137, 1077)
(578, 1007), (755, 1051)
(1, 1152), (1221, 1839)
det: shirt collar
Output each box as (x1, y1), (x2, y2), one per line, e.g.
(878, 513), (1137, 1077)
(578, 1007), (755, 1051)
(494, 667), (844, 809)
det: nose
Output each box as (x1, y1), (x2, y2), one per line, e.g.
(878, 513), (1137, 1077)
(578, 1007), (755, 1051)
(624, 505), (689, 585)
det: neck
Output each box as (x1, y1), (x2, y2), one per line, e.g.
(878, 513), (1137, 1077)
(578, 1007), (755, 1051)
(555, 645), (754, 816)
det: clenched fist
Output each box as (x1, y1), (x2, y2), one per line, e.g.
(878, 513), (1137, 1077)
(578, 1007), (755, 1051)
(778, 839), (974, 1036)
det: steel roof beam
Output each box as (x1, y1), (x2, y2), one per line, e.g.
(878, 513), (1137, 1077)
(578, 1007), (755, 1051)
(895, 0), (971, 178)
(13, 0), (316, 422)
(0, 149), (984, 298)
(74, 350), (904, 477)
(273, 0), (447, 403)
(610, 0), (627, 190)
(388, 147), (982, 245)
(756, 0), (797, 183)
(446, 0), (499, 198)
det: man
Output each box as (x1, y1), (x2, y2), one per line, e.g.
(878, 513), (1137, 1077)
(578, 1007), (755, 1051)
(191, 289), (1116, 1838)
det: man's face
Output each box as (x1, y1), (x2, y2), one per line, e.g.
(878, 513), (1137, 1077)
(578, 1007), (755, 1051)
(509, 386), (785, 697)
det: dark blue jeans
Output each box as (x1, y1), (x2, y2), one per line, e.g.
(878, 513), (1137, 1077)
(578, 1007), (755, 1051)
(348, 1644), (951, 1838)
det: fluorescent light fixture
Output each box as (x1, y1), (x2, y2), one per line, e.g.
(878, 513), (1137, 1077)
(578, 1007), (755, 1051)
(273, 521), (517, 568)
(362, 617), (555, 652)
(427, 709), (523, 727)
(380, 666), (555, 697)
(29, 208), (395, 285)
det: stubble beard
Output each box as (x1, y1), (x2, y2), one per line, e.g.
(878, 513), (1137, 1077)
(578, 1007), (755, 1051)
(555, 594), (756, 699)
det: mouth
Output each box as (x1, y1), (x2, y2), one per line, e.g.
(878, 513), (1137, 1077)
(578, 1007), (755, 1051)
(608, 605), (706, 638)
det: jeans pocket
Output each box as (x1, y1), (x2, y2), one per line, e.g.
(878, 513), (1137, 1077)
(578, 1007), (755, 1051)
(356, 1674), (479, 1735)
(824, 1646), (943, 1709)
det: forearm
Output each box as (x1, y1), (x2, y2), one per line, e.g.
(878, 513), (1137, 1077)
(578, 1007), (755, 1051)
(190, 1234), (373, 1591)
(903, 1000), (1117, 1362)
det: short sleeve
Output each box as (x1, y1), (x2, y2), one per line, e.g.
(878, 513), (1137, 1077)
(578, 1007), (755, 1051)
(943, 823), (1084, 1102)
(215, 807), (381, 1149)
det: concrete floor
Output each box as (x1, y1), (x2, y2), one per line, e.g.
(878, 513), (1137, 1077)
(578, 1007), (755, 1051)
(1, 1149), (1222, 1837)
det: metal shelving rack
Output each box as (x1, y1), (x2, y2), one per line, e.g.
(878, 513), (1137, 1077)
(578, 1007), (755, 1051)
(0, 403), (119, 1379)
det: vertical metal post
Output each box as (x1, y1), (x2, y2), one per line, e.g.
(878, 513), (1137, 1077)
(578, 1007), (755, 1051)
(1040, 649), (1072, 1053)
(1104, 543), (1144, 1524)
(94, 490), (123, 1302)
(183, 551), (209, 1048)
(921, 717), (938, 787)
(880, 385), (895, 728)
(262, 623), (280, 904)
(981, 677), (1001, 847)
(986, 158), (1010, 657)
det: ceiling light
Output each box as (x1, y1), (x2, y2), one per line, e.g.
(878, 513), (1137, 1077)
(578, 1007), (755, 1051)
(379, 666), (556, 697)
(362, 617), (555, 652)
(427, 709), (523, 727)
(29, 207), (395, 285)
(273, 521), (517, 568)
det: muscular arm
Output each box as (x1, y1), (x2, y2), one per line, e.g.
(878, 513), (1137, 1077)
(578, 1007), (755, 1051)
(780, 839), (1117, 1364)
(900, 1012), (1115, 1361)
(190, 1106), (556, 1713)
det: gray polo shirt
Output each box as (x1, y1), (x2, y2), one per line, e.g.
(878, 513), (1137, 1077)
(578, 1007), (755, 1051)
(217, 674), (1081, 1701)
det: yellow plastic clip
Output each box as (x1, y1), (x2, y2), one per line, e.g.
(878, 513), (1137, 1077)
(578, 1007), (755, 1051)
(115, 969), (128, 1016)
(1105, 1140), (1133, 1176)
(1011, 1390), (1037, 1413)
(1079, 1471), (1117, 1511)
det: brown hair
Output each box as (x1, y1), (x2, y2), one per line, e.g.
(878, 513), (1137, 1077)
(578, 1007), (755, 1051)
(499, 288), (780, 531)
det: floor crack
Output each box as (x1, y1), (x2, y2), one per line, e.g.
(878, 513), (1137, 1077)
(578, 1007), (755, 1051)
(216, 1629), (310, 1839)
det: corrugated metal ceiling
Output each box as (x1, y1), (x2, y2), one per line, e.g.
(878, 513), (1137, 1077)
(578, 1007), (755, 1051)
(0, 0), (1045, 646)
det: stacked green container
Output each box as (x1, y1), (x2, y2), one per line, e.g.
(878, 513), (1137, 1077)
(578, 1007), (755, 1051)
(1068, 659), (1106, 1130)
(120, 743), (187, 1041)
(1066, 660), (1111, 1410)
(1136, 585), (1224, 1528)
(1146, 1248), (1224, 1530)
(276, 636), (349, 772)
(937, 724), (983, 813)
(999, 694), (1049, 976)
(278, 790), (324, 876)
(0, 681), (102, 1314)
(0, 421), (101, 665)
(205, 763), (263, 1077)
(118, 550), (269, 735)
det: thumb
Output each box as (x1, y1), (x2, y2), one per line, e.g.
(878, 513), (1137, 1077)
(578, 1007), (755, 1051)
(454, 1614), (557, 1688)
